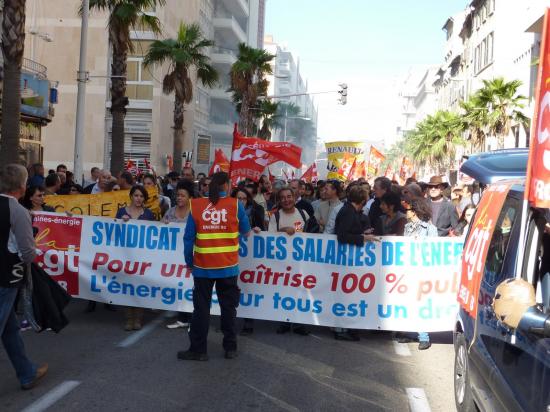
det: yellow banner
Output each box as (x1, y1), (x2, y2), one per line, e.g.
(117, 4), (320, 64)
(325, 141), (365, 180)
(44, 187), (161, 219)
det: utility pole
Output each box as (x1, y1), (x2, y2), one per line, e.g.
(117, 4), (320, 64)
(74, 0), (89, 184)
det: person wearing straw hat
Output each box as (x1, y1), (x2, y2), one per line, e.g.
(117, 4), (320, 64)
(426, 176), (458, 237)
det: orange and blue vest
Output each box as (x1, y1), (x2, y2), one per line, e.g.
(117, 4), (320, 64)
(189, 196), (240, 270)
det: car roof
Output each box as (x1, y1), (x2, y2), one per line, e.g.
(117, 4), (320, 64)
(460, 148), (528, 184)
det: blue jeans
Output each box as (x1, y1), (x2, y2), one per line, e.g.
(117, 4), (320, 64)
(0, 286), (36, 385)
(418, 332), (430, 343)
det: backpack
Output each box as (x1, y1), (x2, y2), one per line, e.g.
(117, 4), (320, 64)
(275, 208), (320, 233)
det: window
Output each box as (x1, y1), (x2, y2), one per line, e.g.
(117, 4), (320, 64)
(483, 196), (521, 286)
(126, 40), (154, 101)
(488, 32), (494, 63)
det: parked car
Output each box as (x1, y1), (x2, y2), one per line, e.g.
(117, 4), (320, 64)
(454, 149), (550, 412)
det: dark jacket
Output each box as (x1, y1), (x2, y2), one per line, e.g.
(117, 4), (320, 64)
(429, 198), (458, 236)
(28, 263), (71, 333)
(83, 183), (95, 194)
(335, 202), (371, 246)
(368, 198), (384, 235)
(247, 201), (266, 231)
(296, 198), (314, 218)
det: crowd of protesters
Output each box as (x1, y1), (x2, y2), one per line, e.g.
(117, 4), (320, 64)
(2, 161), (481, 386)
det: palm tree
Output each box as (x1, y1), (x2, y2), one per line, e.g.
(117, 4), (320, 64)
(405, 110), (465, 172)
(460, 97), (488, 151)
(256, 100), (279, 140)
(0, 0), (26, 164)
(86, 0), (164, 175)
(144, 22), (218, 172)
(229, 43), (274, 135)
(466, 77), (530, 149)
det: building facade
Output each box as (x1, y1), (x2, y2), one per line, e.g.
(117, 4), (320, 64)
(25, 0), (264, 178)
(434, 0), (545, 151)
(264, 35), (318, 166)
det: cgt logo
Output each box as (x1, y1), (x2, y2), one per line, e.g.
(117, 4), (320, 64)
(202, 204), (228, 225)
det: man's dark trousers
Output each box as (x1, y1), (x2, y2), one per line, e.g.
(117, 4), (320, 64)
(188, 276), (240, 354)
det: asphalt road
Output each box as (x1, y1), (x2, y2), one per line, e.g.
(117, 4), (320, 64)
(1, 301), (456, 411)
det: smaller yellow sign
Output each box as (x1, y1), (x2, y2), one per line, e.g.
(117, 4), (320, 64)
(44, 187), (161, 219)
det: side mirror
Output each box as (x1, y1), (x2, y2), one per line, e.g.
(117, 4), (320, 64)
(492, 278), (550, 338)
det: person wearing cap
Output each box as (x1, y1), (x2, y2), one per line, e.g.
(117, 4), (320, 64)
(426, 176), (458, 236)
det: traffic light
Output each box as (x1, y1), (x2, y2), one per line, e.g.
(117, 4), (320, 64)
(338, 83), (348, 105)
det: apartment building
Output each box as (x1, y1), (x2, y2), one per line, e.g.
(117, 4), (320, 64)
(434, 0), (546, 150)
(24, 0), (264, 176)
(264, 35), (318, 165)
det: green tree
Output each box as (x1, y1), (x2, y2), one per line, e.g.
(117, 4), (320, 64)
(474, 77), (530, 149)
(86, 0), (164, 175)
(144, 22), (218, 172)
(229, 43), (274, 135)
(256, 100), (279, 140)
(460, 96), (489, 151)
(405, 110), (465, 172)
(461, 77), (530, 150)
(0, 0), (26, 164)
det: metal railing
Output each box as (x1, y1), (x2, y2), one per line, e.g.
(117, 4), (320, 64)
(22, 58), (47, 79)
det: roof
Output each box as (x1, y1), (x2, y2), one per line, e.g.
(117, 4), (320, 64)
(460, 148), (528, 184)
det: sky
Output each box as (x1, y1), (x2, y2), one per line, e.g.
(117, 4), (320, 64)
(265, 0), (469, 149)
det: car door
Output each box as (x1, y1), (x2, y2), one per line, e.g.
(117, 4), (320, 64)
(500, 212), (550, 412)
(470, 192), (524, 411)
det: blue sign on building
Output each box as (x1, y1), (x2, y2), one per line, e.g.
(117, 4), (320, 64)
(20, 72), (51, 120)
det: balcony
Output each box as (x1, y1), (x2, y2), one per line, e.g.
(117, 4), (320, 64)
(220, 0), (249, 18)
(213, 16), (247, 44)
(211, 46), (238, 66)
(23, 58), (47, 79)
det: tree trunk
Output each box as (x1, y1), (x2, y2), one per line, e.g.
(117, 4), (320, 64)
(173, 96), (184, 173)
(239, 91), (249, 135)
(109, 42), (129, 176)
(0, 0), (26, 165)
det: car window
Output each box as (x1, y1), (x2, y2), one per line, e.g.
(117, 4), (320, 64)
(483, 196), (520, 286)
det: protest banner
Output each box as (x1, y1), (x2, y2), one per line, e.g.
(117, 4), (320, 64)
(457, 182), (513, 317)
(34, 212), (463, 331)
(325, 141), (365, 180)
(44, 187), (161, 219)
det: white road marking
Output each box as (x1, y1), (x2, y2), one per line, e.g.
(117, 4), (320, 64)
(406, 388), (431, 412)
(21, 380), (81, 412)
(116, 313), (167, 348)
(309, 333), (323, 340)
(393, 340), (412, 357)
(245, 383), (300, 412)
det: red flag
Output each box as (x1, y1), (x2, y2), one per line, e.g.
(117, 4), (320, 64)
(166, 155), (174, 172)
(209, 149), (230, 176)
(302, 163), (318, 182)
(230, 125), (302, 185)
(267, 167), (275, 183)
(347, 158), (357, 180)
(125, 159), (135, 171)
(527, 9), (550, 207)
(367, 146), (386, 176)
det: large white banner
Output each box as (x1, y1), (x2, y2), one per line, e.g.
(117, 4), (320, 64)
(33, 212), (464, 331)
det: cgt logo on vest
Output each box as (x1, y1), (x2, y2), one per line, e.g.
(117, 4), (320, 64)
(202, 203), (228, 225)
